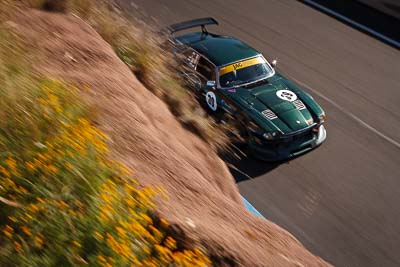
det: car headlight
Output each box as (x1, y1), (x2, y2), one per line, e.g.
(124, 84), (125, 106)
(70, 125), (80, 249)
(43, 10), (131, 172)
(262, 131), (280, 140)
(318, 113), (326, 123)
(248, 121), (280, 140)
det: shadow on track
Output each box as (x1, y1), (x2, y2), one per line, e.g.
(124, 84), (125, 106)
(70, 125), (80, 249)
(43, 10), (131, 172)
(219, 144), (283, 183)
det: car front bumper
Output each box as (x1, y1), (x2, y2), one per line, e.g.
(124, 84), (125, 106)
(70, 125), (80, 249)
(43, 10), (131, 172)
(249, 125), (327, 161)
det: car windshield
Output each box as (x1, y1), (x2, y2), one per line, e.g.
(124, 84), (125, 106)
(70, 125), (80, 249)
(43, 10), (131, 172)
(219, 56), (273, 88)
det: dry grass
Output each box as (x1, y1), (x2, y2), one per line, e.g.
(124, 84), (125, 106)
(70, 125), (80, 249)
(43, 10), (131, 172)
(21, 0), (230, 150)
(110, 20), (230, 150)
(3, 0), (230, 150)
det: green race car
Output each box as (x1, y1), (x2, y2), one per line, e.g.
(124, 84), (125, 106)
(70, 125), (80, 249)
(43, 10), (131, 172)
(168, 18), (327, 161)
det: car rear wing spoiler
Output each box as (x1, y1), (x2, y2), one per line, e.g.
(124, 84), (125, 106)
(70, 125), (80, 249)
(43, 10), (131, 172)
(167, 17), (219, 34)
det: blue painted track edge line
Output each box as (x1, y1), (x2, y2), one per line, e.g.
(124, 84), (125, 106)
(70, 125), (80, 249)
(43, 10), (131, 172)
(242, 196), (265, 219)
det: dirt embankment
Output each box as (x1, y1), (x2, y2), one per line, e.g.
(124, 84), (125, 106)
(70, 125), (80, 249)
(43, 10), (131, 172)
(8, 8), (332, 266)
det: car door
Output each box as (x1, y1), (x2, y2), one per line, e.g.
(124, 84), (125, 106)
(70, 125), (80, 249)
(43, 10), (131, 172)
(195, 56), (222, 112)
(180, 51), (227, 116)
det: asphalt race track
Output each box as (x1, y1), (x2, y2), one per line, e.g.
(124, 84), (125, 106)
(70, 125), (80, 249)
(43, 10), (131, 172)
(118, 1), (400, 266)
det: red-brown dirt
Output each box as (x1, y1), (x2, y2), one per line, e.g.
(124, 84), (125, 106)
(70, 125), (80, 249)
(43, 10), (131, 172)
(7, 8), (332, 266)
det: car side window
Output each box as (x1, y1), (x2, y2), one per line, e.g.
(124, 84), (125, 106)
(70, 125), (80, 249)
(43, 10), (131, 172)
(183, 50), (200, 69)
(196, 57), (215, 81)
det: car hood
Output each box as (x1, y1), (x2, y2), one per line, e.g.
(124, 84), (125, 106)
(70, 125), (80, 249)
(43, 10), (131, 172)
(221, 74), (324, 134)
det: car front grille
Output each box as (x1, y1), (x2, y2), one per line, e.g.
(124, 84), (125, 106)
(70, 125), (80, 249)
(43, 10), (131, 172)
(262, 109), (277, 120)
(281, 127), (314, 143)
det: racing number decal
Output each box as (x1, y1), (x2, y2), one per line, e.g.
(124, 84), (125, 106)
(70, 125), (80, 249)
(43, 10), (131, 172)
(276, 90), (297, 102)
(206, 91), (217, 111)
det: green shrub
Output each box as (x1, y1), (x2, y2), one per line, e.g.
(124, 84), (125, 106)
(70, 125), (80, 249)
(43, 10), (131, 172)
(0, 21), (210, 267)
(0, 79), (210, 267)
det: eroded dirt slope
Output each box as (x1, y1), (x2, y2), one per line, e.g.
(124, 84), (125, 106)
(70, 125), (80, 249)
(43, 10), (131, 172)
(7, 8), (331, 266)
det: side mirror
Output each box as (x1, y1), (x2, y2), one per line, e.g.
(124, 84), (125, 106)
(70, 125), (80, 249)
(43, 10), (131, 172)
(206, 80), (216, 88)
(271, 59), (278, 68)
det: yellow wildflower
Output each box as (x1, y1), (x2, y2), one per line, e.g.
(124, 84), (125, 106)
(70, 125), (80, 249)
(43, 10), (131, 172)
(119, 164), (130, 176)
(37, 153), (47, 161)
(7, 216), (17, 223)
(72, 241), (81, 248)
(35, 234), (44, 248)
(5, 157), (17, 174)
(39, 98), (47, 105)
(0, 166), (10, 178)
(47, 164), (58, 174)
(143, 246), (151, 255)
(107, 257), (115, 264)
(97, 255), (107, 263)
(25, 161), (36, 172)
(154, 244), (173, 263)
(28, 204), (40, 213)
(2, 225), (14, 238)
(94, 231), (103, 240)
(58, 201), (69, 209)
(65, 162), (73, 171)
(140, 213), (153, 225)
(21, 226), (31, 236)
(69, 209), (77, 217)
(1, 177), (15, 189)
(99, 211), (108, 223)
(149, 225), (163, 240)
(100, 193), (112, 203)
(119, 242), (131, 259)
(115, 226), (126, 238)
(17, 186), (28, 194)
(164, 236), (177, 250)
(65, 111), (73, 118)
(14, 241), (23, 254)
(47, 93), (60, 110)
(46, 142), (54, 149)
(55, 106), (62, 114)
(160, 218), (169, 228)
